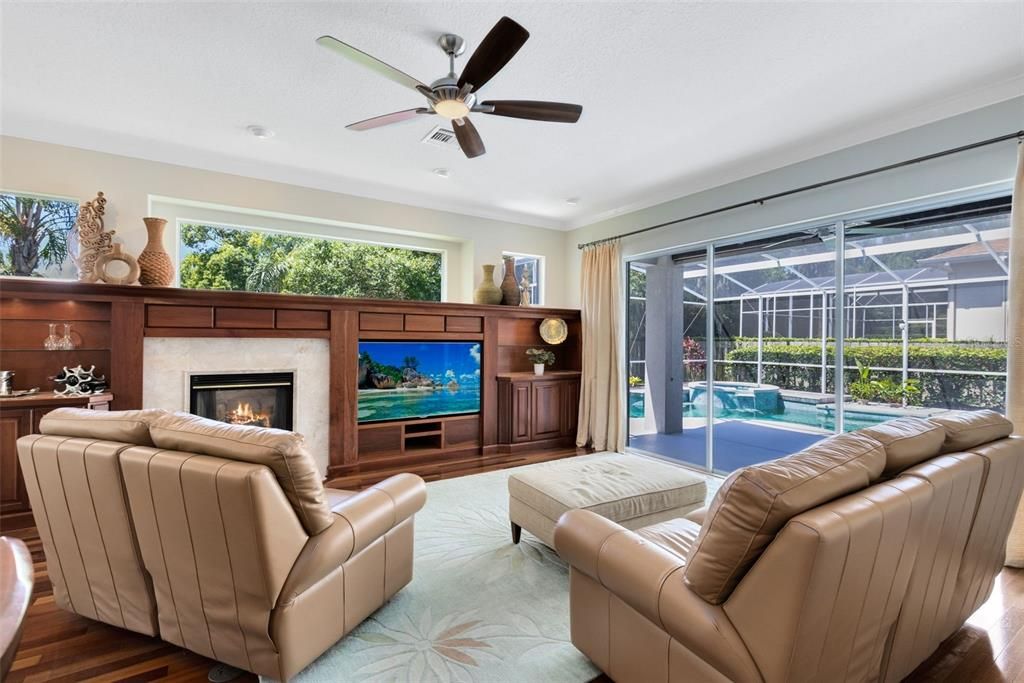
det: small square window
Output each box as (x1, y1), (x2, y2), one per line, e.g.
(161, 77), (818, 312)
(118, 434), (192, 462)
(504, 253), (543, 305)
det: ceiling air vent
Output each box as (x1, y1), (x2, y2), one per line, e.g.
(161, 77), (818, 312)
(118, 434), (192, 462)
(421, 125), (459, 148)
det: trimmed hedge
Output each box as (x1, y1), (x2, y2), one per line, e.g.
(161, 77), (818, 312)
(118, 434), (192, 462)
(724, 341), (1006, 410)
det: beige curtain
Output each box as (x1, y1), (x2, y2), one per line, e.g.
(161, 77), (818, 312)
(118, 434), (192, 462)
(1005, 142), (1024, 567)
(577, 240), (626, 452)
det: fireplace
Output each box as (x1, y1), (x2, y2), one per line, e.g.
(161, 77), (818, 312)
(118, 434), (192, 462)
(189, 372), (294, 430)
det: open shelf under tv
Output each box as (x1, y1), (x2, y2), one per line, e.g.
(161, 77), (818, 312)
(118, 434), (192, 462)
(357, 413), (481, 463)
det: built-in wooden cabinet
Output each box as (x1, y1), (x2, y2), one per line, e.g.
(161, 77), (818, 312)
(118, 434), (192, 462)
(496, 371), (581, 451)
(0, 392), (113, 531)
(0, 278), (583, 489)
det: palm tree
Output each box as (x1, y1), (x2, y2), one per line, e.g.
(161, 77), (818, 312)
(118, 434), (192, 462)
(0, 194), (77, 276)
(402, 356), (419, 371)
(245, 252), (288, 292)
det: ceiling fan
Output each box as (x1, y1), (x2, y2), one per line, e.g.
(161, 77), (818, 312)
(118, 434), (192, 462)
(316, 16), (582, 159)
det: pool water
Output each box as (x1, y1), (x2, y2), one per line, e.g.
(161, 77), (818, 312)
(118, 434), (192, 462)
(629, 393), (891, 433)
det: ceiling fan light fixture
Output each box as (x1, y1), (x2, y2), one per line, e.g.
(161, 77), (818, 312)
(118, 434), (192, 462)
(433, 98), (470, 120)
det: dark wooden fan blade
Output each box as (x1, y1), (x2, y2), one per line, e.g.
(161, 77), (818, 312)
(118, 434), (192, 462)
(480, 100), (582, 123)
(317, 35), (427, 92)
(457, 17), (529, 92)
(453, 118), (486, 158)
(346, 108), (432, 131)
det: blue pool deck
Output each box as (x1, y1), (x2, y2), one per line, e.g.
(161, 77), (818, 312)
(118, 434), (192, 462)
(628, 420), (828, 473)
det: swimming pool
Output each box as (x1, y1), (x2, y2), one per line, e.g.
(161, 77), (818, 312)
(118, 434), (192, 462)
(629, 392), (894, 432)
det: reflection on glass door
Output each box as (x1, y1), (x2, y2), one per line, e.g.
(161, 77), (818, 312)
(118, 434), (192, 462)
(625, 194), (1011, 475)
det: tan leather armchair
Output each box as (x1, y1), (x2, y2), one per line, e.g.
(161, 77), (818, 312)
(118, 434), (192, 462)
(18, 408), (427, 681)
(555, 411), (1024, 683)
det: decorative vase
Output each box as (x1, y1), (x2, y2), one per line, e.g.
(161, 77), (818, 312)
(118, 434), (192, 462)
(500, 256), (521, 306)
(95, 243), (141, 285)
(534, 363), (545, 376)
(59, 323), (75, 350)
(43, 323), (62, 350)
(473, 264), (503, 305)
(137, 217), (175, 286)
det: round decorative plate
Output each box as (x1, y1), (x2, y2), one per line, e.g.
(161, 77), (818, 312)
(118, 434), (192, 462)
(539, 318), (568, 344)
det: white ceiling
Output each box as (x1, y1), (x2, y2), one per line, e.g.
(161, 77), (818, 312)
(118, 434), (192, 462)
(2, 2), (1022, 230)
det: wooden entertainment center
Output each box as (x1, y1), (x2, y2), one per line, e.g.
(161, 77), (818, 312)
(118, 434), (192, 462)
(0, 278), (583, 505)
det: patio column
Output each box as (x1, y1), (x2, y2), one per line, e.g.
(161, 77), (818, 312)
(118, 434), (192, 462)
(757, 295), (764, 385)
(644, 255), (684, 434)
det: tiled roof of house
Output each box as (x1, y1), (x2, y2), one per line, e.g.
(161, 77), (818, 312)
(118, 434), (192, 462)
(920, 238), (1009, 262)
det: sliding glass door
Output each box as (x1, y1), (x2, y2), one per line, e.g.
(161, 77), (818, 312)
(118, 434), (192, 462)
(840, 197), (1011, 426)
(709, 231), (838, 474)
(625, 194), (1011, 474)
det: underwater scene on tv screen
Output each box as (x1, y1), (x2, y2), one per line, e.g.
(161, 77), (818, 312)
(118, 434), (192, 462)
(357, 341), (481, 423)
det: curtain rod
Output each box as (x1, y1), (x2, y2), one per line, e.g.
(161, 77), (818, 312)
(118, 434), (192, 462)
(577, 129), (1024, 250)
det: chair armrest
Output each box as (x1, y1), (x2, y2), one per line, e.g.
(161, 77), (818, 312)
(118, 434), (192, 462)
(277, 474), (426, 607)
(684, 505), (707, 526)
(329, 473), (427, 557)
(554, 509), (761, 683)
(555, 508), (685, 625)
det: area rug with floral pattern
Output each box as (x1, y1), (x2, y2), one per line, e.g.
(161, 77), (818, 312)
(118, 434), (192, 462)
(281, 461), (640, 683)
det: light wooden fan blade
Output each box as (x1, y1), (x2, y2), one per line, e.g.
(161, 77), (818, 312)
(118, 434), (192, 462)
(317, 35), (427, 93)
(346, 108), (433, 131)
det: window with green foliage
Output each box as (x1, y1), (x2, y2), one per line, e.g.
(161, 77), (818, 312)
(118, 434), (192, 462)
(0, 192), (78, 278)
(179, 223), (443, 301)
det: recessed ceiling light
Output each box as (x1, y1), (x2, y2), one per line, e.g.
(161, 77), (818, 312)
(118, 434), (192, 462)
(566, 197), (580, 206)
(246, 125), (274, 139)
(433, 168), (451, 178)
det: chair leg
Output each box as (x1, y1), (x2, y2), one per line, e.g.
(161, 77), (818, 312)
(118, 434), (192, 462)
(511, 521), (522, 544)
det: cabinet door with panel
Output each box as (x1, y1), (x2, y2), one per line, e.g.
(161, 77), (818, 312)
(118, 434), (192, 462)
(560, 379), (580, 437)
(530, 380), (564, 441)
(0, 409), (30, 517)
(511, 382), (533, 443)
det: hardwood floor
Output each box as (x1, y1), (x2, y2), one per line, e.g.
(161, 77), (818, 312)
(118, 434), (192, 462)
(6, 450), (1024, 682)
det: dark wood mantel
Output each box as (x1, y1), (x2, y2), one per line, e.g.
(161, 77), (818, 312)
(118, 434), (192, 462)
(0, 277), (583, 485)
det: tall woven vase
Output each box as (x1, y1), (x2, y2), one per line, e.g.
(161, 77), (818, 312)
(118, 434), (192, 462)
(137, 217), (175, 286)
(473, 264), (503, 305)
(500, 256), (521, 306)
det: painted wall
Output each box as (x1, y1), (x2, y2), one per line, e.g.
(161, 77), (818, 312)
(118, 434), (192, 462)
(0, 135), (572, 306)
(564, 96), (1024, 307)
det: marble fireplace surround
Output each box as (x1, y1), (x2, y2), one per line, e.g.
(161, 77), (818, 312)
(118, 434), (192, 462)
(143, 337), (331, 474)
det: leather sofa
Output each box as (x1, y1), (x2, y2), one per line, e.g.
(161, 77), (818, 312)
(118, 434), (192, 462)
(17, 408), (426, 681)
(555, 410), (1023, 683)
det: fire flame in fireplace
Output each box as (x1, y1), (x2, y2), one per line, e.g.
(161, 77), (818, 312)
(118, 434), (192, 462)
(226, 401), (272, 428)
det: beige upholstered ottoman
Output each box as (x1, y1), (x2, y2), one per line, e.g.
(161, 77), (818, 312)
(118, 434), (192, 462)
(508, 452), (707, 547)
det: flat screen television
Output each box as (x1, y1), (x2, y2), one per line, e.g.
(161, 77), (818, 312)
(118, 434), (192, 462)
(357, 341), (481, 423)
